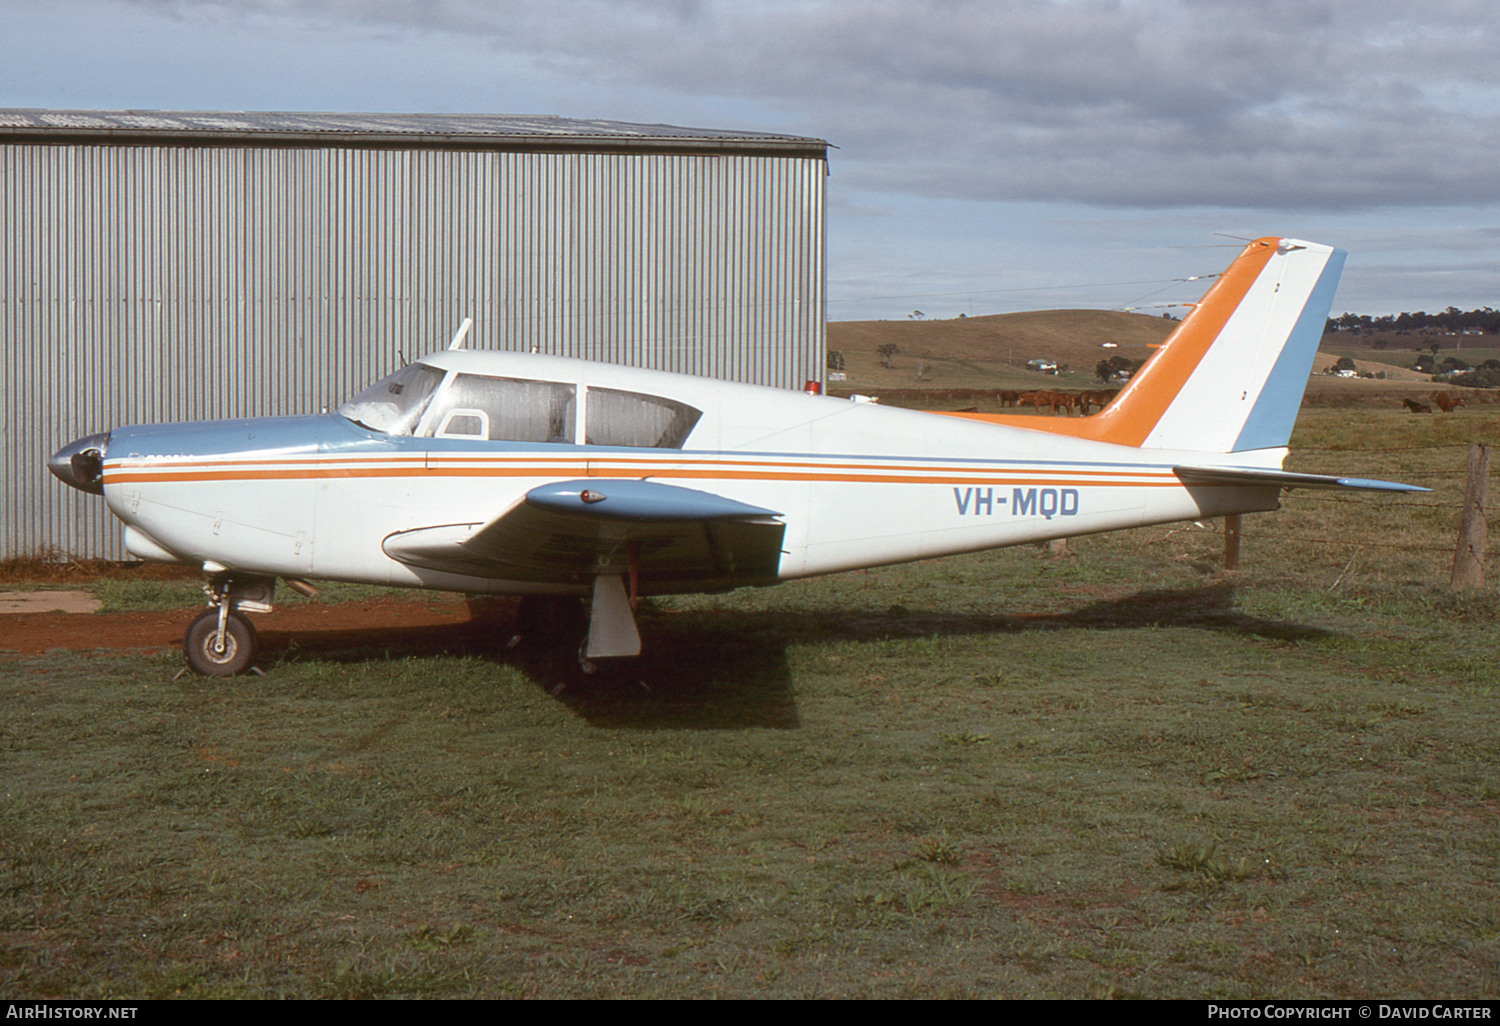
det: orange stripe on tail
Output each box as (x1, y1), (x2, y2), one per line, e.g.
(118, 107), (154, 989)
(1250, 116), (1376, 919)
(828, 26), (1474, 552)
(934, 237), (1282, 446)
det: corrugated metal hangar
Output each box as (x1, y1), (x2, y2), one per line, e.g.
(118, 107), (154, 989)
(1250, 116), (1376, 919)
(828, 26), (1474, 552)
(0, 109), (829, 559)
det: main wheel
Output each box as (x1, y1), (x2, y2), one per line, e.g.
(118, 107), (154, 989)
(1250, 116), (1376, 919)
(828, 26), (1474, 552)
(515, 595), (586, 642)
(183, 609), (258, 677)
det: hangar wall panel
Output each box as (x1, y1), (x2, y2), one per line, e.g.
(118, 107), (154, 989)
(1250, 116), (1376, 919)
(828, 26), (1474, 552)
(1, 139), (826, 558)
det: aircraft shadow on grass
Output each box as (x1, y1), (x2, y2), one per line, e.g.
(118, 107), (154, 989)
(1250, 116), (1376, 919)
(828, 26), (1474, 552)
(247, 582), (1331, 730)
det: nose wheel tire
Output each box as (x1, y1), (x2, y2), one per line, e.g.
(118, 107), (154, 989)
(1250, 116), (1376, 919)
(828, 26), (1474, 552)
(183, 609), (258, 677)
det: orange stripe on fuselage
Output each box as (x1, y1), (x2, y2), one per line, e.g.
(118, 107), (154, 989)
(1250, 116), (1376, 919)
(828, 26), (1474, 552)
(932, 237), (1281, 446)
(103, 454), (1186, 489)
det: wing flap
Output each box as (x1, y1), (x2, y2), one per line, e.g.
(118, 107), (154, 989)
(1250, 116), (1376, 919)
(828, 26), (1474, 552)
(383, 479), (786, 587)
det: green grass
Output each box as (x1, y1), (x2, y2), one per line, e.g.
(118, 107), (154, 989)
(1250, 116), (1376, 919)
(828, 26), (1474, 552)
(3, 408), (1499, 998)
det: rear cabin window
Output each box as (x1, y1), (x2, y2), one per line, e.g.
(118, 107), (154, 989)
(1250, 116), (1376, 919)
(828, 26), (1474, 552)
(424, 374), (576, 443)
(585, 388), (701, 448)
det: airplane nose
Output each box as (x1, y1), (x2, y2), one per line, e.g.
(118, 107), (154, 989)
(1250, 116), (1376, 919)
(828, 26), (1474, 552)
(48, 432), (110, 495)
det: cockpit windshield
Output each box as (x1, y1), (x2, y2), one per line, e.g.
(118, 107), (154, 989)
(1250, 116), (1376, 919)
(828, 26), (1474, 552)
(337, 363), (445, 435)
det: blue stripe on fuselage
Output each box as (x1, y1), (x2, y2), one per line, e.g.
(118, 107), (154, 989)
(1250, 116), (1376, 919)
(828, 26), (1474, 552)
(109, 415), (332, 459)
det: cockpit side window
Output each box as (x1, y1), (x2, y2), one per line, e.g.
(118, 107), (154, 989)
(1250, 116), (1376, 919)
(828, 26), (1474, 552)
(338, 364), (445, 435)
(585, 388), (702, 448)
(422, 374), (577, 443)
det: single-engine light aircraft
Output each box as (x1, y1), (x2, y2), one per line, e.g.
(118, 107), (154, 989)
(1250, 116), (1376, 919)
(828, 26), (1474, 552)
(50, 238), (1423, 676)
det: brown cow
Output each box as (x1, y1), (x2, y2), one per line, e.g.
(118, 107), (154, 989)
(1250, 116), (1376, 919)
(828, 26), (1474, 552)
(1035, 390), (1074, 415)
(1430, 391), (1467, 413)
(1401, 397), (1432, 414)
(1076, 389), (1119, 415)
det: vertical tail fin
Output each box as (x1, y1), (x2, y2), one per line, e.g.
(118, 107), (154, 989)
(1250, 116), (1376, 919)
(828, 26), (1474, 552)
(941, 237), (1345, 454)
(1110, 237), (1345, 453)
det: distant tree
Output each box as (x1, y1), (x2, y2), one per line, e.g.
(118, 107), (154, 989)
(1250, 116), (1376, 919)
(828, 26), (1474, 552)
(1448, 366), (1500, 389)
(877, 343), (898, 369)
(1326, 307), (1500, 337)
(1096, 355), (1137, 382)
(1335, 355), (1357, 372)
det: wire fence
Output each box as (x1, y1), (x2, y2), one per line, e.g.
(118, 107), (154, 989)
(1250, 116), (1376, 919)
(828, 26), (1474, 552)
(1237, 439), (1492, 564)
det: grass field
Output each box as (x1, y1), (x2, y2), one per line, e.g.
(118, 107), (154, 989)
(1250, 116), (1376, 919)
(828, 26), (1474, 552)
(3, 409), (1499, 999)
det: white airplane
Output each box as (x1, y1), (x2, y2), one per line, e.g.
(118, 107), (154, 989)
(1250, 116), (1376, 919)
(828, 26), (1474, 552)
(49, 237), (1423, 677)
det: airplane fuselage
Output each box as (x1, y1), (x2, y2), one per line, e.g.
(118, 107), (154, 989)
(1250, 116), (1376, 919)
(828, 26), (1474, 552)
(96, 355), (1283, 596)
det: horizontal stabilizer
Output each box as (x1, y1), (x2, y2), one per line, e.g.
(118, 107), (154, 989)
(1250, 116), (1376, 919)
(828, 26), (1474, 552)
(1174, 465), (1429, 493)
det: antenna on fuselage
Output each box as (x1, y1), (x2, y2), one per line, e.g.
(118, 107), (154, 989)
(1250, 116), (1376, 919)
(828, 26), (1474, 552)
(448, 317), (474, 351)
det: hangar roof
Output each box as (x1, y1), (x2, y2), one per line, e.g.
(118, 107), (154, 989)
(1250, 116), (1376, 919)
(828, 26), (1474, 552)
(0, 108), (829, 158)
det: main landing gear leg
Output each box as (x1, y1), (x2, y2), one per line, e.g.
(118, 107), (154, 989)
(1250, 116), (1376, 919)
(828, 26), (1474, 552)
(511, 580), (644, 691)
(582, 574), (642, 669)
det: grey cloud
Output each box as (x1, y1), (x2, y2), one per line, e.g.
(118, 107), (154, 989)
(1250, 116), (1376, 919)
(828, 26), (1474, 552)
(116, 0), (1500, 210)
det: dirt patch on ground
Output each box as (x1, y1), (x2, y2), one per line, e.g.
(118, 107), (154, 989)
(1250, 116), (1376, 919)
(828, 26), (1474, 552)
(0, 594), (508, 660)
(0, 560), (517, 662)
(0, 591), (102, 614)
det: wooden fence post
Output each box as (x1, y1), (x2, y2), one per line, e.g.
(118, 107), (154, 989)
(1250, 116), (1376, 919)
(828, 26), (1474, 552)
(1223, 514), (1242, 571)
(1450, 443), (1489, 590)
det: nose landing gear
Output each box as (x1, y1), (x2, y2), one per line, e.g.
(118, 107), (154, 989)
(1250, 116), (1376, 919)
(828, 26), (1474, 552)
(181, 573), (275, 677)
(184, 605), (258, 677)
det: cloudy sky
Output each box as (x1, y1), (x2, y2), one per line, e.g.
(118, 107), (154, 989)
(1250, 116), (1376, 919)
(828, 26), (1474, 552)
(5, 0), (1499, 320)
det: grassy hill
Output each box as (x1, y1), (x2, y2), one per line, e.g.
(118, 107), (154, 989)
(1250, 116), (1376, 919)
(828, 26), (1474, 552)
(827, 310), (1178, 392)
(827, 312), (1487, 408)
